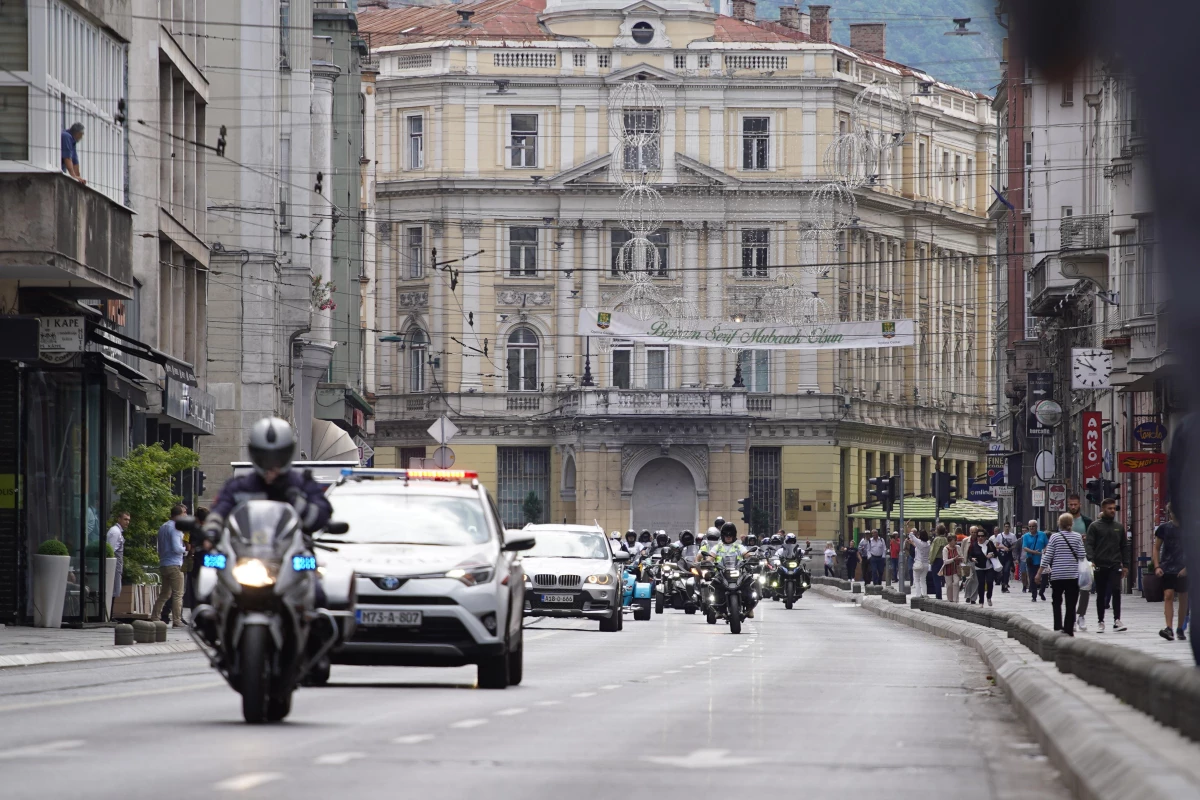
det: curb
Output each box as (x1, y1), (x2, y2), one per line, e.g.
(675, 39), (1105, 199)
(811, 584), (1200, 800)
(0, 640), (198, 669)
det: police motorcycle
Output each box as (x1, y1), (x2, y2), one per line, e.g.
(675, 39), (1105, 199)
(709, 552), (758, 634)
(619, 531), (655, 621)
(655, 533), (698, 614)
(183, 503), (355, 723)
(694, 528), (722, 623)
(775, 534), (812, 609)
(742, 534), (772, 601)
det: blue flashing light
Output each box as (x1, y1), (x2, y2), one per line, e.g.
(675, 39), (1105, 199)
(292, 555), (318, 572)
(203, 553), (227, 570)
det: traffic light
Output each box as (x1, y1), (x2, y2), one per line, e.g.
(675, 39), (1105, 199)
(738, 497), (752, 525)
(197, 470), (207, 498)
(868, 475), (895, 515)
(1101, 479), (1120, 508)
(1085, 478), (1102, 505)
(932, 471), (957, 509)
(946, 472), (958, 504)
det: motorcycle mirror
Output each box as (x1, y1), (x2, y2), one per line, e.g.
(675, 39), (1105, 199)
(324, 521), (350, 534)
(174, 515), (198, 533)
(612, 550), (631, 562)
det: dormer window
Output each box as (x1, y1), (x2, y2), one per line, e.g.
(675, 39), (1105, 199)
(631, 21), (654, 45)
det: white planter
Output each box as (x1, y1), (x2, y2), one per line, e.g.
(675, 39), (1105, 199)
(32, 554), (70, 628)
(104, 558), (117, 618)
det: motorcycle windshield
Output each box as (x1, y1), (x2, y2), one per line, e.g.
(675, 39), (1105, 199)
(721, 555), (739, 567)
(227, 500), (301, 558)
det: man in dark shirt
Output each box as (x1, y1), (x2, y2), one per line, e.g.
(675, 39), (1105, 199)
(61, 122), (85, 185)
(1085, 498), (1129, 632)
(1155, 506), (1188, 641)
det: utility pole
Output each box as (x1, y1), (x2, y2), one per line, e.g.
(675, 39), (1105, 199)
(897, 469), (907, 595)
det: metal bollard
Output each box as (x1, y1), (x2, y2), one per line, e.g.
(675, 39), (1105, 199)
(153, 620), (168, 642)
(114, 623), (135, 646)
(131, 619), (156, 643)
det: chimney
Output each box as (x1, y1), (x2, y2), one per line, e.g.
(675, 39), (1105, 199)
(849, 22), (886, 58)
(779, 4), (809, 32)
(456, 8), (475, 26)
(732, 0), (756, 22)
(808, 5), (831, 43)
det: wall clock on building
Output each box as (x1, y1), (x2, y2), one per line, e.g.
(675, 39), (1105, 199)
(1071, 348), (1113, 389)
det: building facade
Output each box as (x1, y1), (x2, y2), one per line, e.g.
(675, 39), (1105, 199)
(361, 0), (995, 540)
(993, 3), (1167, 559)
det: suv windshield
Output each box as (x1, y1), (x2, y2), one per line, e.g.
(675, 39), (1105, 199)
(526, 531), (610, 560)
(326, 493), (490, 545)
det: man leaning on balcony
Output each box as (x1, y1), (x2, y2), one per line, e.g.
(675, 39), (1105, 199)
(61, 122), (85, 186)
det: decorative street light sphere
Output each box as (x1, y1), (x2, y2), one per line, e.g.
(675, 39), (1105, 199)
(607, 80), (665, 141)
(822, 132), (873, 189)
(618, 183), (665, 235)
(615, 236), (661, 279)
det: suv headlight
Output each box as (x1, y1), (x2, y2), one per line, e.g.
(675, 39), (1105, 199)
(445, 564), (495, 586)
(586, 574), (612, 585)
(233, 558), (276, 587)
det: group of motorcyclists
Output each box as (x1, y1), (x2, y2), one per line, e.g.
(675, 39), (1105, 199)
(609, 517), (814, 630)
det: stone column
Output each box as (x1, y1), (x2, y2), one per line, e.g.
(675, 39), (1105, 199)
(310, 61), (341, 339)
(581, 219), (603, 310)
(555, 224), (577, 389)
(682, 222), (703, 387)
(705, 224), (725, 386)
(460, 220), (482, 391)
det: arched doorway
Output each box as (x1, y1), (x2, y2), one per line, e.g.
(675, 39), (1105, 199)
(631, 457), (698, 534)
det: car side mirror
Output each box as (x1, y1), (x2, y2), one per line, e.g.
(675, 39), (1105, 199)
(503, 531), (536, 552)
(174, 515), (197, 533)
(324, 521), (350, 534)
(612, 550), (630, 562)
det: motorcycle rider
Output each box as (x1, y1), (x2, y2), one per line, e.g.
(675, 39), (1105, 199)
(778, 532), (803, 559)
(699, 526), (722, 555)
(744, 533), (760, 552)
(623, 530), (642, 557)
(713, 516), (726, 530)
(701, 522), (756, 618)
(638, 529), (654, 551)
(205, 417), (331, 538)
(652, 531), (672, 556)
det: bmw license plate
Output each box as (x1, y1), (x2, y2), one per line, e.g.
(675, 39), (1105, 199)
(541, 594), (574, 604)
(357, 609), (422, 626)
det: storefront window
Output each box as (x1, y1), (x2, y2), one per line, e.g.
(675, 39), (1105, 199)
(84, 380), (104, 619)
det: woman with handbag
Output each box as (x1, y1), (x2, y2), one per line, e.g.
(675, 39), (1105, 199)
(941, 534), (964, 602)
(968, 528), (999, 606)
(1037, 512), (1090, 636)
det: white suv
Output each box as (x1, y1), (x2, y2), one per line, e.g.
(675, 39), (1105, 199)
(320, 469), (534, 688)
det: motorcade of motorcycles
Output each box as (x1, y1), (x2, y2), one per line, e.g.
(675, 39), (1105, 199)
(776, 550), (812, 609)
(707, 554), (758, 634)
(185, 501), (355, 723)
(655, 548), (698, 614)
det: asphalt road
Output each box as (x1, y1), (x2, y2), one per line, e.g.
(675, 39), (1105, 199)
(0, 595), (1069, 800)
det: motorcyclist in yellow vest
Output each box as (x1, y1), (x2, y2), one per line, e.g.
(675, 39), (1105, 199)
(701, 522), (754, 618)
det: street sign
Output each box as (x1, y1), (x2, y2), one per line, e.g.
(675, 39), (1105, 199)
(38, 316), (85, 353)
(1104, 448), (1113, 473)
(986, 448), (1006, 485)
(968, 481), (993, 501)
(1133, 421), (1168, 450)
(1082, 411), (1103, 480)
(1031, 489), (1046, 507)
(1027, 372), (1054, 437)
(1048, 483), (1067, 513)
(427, 414), (460, 445)
(1117, 451), (1167, 473)
(431, 446), (456, 468)
(1034, 450), (1056, 482)
(991, 486), (1015, 498)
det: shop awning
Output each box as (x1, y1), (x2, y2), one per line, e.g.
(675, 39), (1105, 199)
(312, 420), (360, 462)
(848, 497), (999, 523)
(87, 323), (197, 385)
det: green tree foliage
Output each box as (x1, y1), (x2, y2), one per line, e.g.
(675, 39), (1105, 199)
(37, 539), (69, 556)
(522, 490), (543, 526)
(108, 444), (199, 583)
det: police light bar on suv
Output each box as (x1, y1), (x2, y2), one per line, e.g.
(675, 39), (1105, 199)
(339, 468), (479, 482)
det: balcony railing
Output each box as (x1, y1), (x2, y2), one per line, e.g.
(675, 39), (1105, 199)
(1060, 214), (1108, 251)
(1028, 255), (1074, 317)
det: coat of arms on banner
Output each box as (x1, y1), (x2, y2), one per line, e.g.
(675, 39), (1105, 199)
(596, 312), (611, 330)
(881, 321), (896, 339)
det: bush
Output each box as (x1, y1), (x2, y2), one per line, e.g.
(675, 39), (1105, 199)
(37, 539), (69, 556)
(108, 443), (199, 584)
(105, 543), (115, 558)
(522, 491), (543, 526)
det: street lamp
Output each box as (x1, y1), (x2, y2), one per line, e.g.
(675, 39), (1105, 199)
(581, 337), (595, 387)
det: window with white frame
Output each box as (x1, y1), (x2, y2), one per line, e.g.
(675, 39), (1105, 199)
(408, 328), (428, 392)
(622, 109), (660, 172)
(740, 350), (770, 392)
(646, 346), (668, 390)
(954, 155), (964, 205)
(506, 327), (539, 391)
(611, 228), (669, 278)
(1118, 231), (1136, 322)
(406, 226), (424, 278)
(612, 345), (632, 389)
(407, 114), (424, 169)
(509, 226), (538, 276)
(509, 113), (538, 168)
(278, 136), (291, 230)
(741, 229), (769, 278)
(1137, 216), (1157, 316)
(741, 116), (770, 170)
(0, 87), (29, 161)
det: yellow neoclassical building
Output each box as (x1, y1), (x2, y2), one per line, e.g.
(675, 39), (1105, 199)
(358, 0), (994, 541)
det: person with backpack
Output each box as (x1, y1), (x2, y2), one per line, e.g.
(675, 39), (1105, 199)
(1037, 512), (1089, 637)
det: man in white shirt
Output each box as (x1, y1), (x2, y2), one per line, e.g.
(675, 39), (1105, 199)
(991, 524), (1018, 593)
(106, 511), (129, 600)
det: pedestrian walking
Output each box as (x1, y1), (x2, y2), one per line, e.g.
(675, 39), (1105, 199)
(908, 528), (932, 598)
(823, 542), (836, 577)
(968, 528), (998, 606)
(1154, 505), (1188, 641)
(61, 122), (86, 185)
(1086, 497), (1128, 633)
(992, 523), (1017, 593)
(867, 530), (887, 586)
(928, 525), (949, 599)
(1065, 494), (1094, 630)
(1012, 522), (1025, 591)
(150, 504), (188, 626)
(843, 539), (860, 584)
(1022, 521), (1048, 601)
(184, 507), (209, 611)
(106, 511), (129, 602)
(1038, 513), (1088, 636)
(941, 534), (964, 602)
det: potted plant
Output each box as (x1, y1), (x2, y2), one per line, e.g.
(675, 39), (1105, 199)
(33, 539), (70, 628)
(104, 542), (117, 618)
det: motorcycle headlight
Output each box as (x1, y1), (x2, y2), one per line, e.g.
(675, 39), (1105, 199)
(690, 568), (699, 576)
(586, 574), (612, 585)
(232, 558), (276, 587)
(727, 569), (740, 578)
(757, 575), (767, 584)
(788, 562), (798, 568)
(445, 565), (495, 586)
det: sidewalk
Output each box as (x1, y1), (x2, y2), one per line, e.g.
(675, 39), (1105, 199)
(0, 625), (196, 668)
(964, 580), (1196, 667)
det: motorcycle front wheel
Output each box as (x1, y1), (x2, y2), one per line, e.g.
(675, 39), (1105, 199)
(240, 625), (271, 724)
(728, 595), (742, 634)
(706, 608), (717, 624)
(655, 591), (664, 614)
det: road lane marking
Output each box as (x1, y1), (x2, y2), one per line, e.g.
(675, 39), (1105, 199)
(450, 718), (489, 729)
(495, 708), (527, 716)
(681, 665), (694, 669)
(663, 670), (680, 674)
(0, 740), (84, 759)
(316, 752), (365, 766)
(534, 700), (561, 706)
(215, 773), (283, 791)
(393, 734), (436, 745)
(643, 749), (764, 767)
(600, 684), (621, 691)
(645, 675), (661, 680)
(0, 681), (222, 714)
(571, 692), (596, 698)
